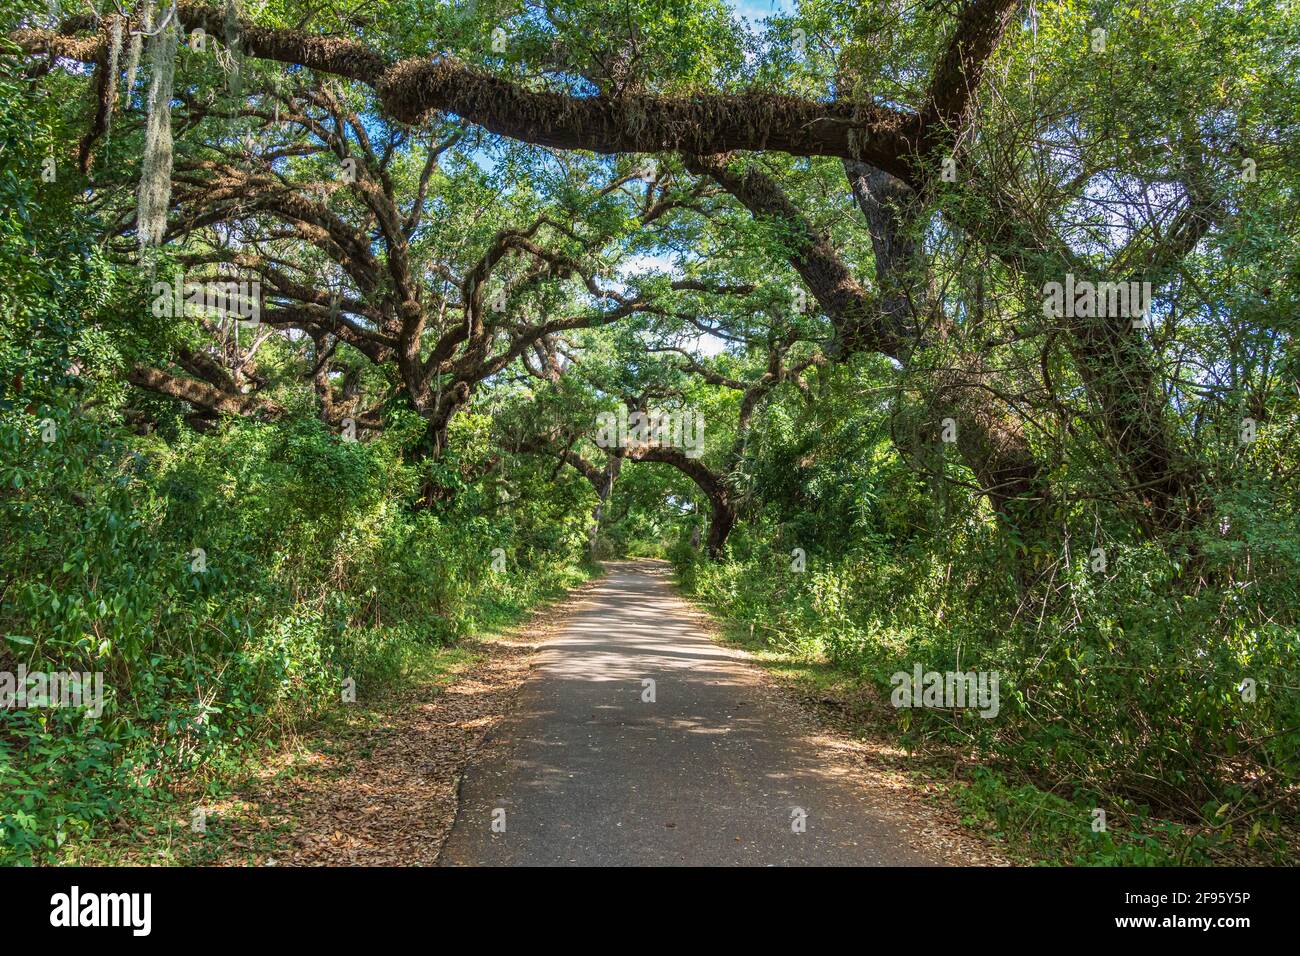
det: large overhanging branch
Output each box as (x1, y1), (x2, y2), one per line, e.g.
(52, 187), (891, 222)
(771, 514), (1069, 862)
(17, 0), (1023, 190)
(126, 363), (285, 419)
(504, 430), (610, 491)
(916, 0), (1024, 159)
(626, 443), (726, 501)
(685, 152), (903, 357)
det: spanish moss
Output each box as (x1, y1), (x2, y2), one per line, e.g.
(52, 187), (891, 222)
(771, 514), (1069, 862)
(136, 3), (177, 252)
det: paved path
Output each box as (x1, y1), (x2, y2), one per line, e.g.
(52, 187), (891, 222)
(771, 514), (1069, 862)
(440, 561), (939, 866)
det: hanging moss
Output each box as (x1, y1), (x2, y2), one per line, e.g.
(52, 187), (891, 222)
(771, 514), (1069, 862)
(136, 4), (178, 252)
(104, 15), (123, 141)
(122, 0), (154, 100)
(223, 0), (242, 98)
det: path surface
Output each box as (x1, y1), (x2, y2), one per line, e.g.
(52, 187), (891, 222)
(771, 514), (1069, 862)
(440, 561), (940, 866)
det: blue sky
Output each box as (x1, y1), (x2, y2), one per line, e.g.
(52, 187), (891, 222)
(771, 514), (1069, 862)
(730, 0), (798, 21)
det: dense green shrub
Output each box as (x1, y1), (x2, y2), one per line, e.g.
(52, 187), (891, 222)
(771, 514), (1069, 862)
(0, 400), (589, 863)
(675, 503), (1299, 856)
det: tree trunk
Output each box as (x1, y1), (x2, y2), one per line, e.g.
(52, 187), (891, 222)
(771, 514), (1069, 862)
(587, 455), (622, 558)
(705, 493), (736, 560)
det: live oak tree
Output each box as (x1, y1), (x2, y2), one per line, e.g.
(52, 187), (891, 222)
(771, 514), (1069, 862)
(15, 0), (1250, 535)
(26, 23), (722, 499)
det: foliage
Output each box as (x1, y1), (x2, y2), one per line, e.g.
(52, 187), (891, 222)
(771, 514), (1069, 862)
(4, 0), (1298, 866)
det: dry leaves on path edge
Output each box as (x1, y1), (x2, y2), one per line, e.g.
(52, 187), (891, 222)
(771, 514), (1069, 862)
(207, 580), (601, 867)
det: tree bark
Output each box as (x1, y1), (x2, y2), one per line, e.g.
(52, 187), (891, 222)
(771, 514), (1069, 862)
(843, 161), (1050, 529)
(705, 492), (737, 559)
(19, 0), (1024, 188)
(690, 152), (1049, 533)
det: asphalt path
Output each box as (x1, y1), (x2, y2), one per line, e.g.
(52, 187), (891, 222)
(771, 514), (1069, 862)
(440, 561), (939, 866)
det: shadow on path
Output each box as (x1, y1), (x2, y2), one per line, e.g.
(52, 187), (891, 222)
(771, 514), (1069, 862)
(439, 561), (941, 866)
